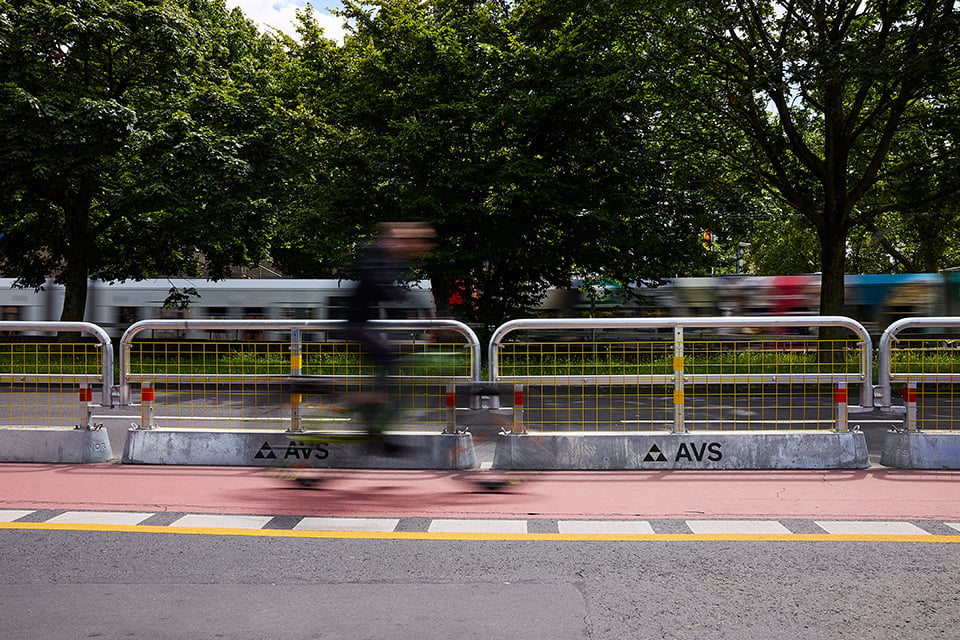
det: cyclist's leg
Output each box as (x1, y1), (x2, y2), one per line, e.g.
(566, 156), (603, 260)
(345, 321), (398, 437)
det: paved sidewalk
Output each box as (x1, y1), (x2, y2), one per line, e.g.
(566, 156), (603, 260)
(1, 463), (959, 521)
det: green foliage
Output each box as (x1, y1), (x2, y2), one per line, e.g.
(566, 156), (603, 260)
(0, 343), (103, 374)
(649, 0), (960, 305)
(276, 0), (732, 331)
(2, 0), (958, 333)
(891, 342), (960, 374)
(498, 346), (861, 377)
(0, 0), (294, 319)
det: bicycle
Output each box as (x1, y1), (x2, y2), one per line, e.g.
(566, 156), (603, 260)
(267, 361), (524, 491)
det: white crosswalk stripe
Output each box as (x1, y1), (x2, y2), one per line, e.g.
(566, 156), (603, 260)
(686, 520), (792, 534)
(0, 509), (34, 522)
(558, 520), (655, 534)
(428, 519), (528, 534)
(5, 510), (960, 537)
(295, 517), (400, 532)
(46, 511), (154, 525)
(815, 521), (930, 535)
(169, 514), (274, 529)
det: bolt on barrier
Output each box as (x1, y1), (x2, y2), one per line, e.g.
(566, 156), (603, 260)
(878, 317), (960, 431)
(0, 322), (114, 429)
(119, 319), (481, 433)
(488, 316), (872, 433)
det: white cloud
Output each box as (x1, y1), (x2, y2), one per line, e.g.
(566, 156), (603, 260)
(224, 1), (347, 42)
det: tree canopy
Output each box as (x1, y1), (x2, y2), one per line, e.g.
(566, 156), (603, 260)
(2, 0), (958, 328)
(0, 0), (292, 320)
(650, 0), (960, 315)
(277, 0), (739, 329)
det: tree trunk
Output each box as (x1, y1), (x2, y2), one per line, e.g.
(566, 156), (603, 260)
(60, 268), (89, 323)
(817, 222), (849, 363)
(59, 188), (93, 324)
(428, 266), (452, 319)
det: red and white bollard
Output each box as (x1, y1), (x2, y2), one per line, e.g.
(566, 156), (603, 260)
(444, 384), (457, 434)
(903, 381), (918, 432)
(78, 385), (93, 428)
(140, 381), (156, 429)
(834, 382), (848, 431)
(512, 384), (525, 434)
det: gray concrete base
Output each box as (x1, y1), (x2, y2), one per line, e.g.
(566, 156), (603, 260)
(122, 428), (477, 469)
(0, 428), (113, 463)
(493, 430), (869, 470)
(880, 430), (960, 469)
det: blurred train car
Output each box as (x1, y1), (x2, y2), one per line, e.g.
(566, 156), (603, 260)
(0, 278), (434, 340)
(0, 273), (956, 340)
(664, 273), (946, 334)
(542, 273), (955, 337)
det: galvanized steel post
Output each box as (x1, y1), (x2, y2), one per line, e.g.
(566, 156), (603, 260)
(289, 328), (303, 432)
(673, 325), (686, 433)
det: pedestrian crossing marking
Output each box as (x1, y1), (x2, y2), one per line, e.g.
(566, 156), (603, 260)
(3, 510), (960, 542)
(558, 520), (655, 534)
(428, 519), (528, 534)
(169, 514), (274, 529)
(0, 509), (34, 522)
(296, 517), (400, 532)
(686, 520), (791, 534)
(47, 511), (153, 526)
(814, 521), (930, 536)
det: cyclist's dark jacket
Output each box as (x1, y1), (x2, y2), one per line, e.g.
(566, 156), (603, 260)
(344, 241), (408, 371)
(345, 241), (406, 324)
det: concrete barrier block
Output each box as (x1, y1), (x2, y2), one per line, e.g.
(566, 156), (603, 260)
(122, 428), (476, 469)
(493, 431), (869, 470)
(880, 430), (960, 469)
(0, 428), (113, 463)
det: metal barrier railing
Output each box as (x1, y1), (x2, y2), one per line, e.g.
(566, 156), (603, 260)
(489, 316), (872, 433)
(878, 317), (960, 431)
(119, 319), (481, 432)
(0, 322), (114, 429)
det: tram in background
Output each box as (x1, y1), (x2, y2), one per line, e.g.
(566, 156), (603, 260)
(0, 278), (434, 340)
(0, 273), (957, 339)
(539, 272), (959, 337)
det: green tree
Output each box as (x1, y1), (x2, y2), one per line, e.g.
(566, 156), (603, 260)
(281, 0), (732, 331)
(0, 0), (292, 321)
(654, 0), (960, 318)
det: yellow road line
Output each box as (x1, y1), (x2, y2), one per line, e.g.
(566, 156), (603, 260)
(2, 521), (960, 543)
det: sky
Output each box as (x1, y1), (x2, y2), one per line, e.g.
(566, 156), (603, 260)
(224, 1), (347, 42)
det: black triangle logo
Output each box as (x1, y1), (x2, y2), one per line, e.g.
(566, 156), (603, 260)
(643, 444), (667, 463)
(255, 441), (277, 459)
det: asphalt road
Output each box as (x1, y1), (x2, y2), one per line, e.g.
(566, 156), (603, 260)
(2, 463), (960, 639)
(2, 524), (959, 639)
(2, 393), (954, 639)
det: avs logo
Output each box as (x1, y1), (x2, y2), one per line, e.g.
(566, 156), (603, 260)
(643, 442), (723, 464)
(255, 440), (329, 461)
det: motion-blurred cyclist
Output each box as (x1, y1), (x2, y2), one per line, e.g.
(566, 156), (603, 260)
(343, 222), (436, 445)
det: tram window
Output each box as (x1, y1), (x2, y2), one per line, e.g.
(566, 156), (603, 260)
(280, 308), (314, 320)
(118, 306), (139, 326)
(243, 307), (265, 341)
(2, 306), (21, 321)
(327, 297), (349, 320)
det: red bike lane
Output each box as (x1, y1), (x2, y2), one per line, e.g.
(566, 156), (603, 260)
(1, 463), (959, 521)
